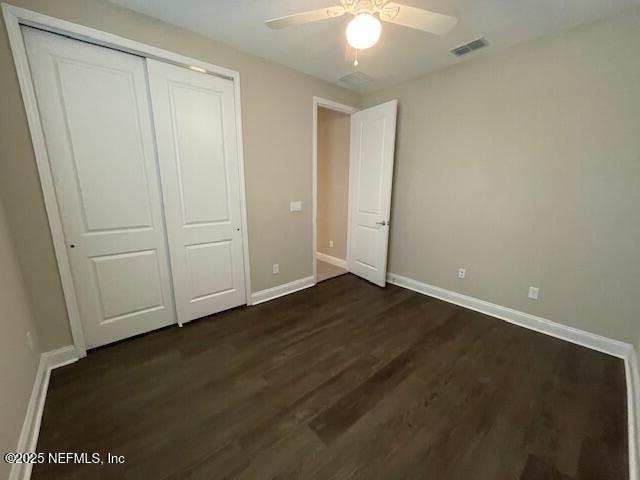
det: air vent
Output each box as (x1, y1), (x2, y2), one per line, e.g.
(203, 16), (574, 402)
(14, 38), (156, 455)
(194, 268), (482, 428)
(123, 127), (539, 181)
(338, 71), (374, 87)
(450, 37), (489, 56)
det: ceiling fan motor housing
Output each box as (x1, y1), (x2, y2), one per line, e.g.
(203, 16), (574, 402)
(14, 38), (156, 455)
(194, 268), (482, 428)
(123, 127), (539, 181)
(339, 0), (400, 19)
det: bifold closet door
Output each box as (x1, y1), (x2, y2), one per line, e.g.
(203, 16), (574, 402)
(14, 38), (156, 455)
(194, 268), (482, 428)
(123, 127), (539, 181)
(146, 59), (247, 324)
(22, 27), (177, 348)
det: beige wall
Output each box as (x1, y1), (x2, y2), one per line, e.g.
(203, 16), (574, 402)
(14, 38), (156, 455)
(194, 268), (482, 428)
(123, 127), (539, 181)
(0, 0), (359, 350)
(2, 1), (639, 351)
(0, 200), (41, 479)
(363, 9), (640, 343)
(317, 107), (350, 260)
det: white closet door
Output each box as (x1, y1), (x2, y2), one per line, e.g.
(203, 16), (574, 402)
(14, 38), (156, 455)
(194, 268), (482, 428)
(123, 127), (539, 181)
(348, 100), (398, 287)
(23, 27), (176, 348)
(146, 59), (246, 324)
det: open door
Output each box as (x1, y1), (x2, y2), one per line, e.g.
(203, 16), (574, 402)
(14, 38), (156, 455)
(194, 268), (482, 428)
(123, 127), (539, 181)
(347, 100), (398, 287)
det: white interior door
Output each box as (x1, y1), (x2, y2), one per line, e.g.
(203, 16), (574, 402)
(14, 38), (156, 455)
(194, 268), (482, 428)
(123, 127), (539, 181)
(146, 59), (247, 324)
(347, 100), (398, 287)
(23, 27), (177, 348)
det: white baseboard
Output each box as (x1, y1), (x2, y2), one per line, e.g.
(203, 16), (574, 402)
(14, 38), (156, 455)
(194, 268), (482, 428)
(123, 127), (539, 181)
(627, 349), (640, 480)
(316, 252), (347, 269)
(387, 273), (632, 358)
(387, 272), (638, 480)
(250, 276), (315, 305)
(42, 345), (80, 370)
(10, 346), (79, 480)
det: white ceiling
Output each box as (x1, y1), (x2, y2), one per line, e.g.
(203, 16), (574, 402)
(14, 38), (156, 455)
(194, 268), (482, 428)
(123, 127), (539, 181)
(107, 0), (640, 93)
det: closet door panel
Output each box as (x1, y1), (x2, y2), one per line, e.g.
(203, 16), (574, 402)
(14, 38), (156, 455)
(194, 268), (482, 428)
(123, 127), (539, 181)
(52, 58), (154, 231)
(171, 83), (230, 225)
(22, 27), (177, 348)
(147, 59), (246, 323)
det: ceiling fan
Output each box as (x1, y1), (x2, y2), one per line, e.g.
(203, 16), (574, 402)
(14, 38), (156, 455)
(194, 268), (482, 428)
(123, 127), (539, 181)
(266, 0), (457, 61)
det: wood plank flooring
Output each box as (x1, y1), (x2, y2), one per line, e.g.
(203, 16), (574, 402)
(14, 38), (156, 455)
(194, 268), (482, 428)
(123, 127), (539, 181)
(33, 274), (628, 479)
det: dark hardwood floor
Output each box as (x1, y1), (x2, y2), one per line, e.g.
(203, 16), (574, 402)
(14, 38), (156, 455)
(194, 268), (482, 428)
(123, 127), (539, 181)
(33, 274), (628, 479)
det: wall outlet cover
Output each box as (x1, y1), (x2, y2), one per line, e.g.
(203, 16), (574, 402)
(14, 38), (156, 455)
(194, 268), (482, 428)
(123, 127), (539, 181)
(289, 201), (302, 212)
(272, 263), (279, 274)
(528, 286), (539, 300)
(458, 268), (466, 279)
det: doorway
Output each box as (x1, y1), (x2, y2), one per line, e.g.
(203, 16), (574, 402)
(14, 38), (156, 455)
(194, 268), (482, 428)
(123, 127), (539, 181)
(316, 106), (350, 282)
(313, 98), (356, 283)
(312, 97), (398, 286)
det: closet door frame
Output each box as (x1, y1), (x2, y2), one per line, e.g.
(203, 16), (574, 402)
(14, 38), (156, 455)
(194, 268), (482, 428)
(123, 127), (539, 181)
(2, 3), (253, 358)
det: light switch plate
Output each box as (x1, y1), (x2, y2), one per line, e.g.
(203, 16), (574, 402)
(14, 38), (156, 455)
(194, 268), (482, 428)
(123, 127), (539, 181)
(289, 201), (302, 212)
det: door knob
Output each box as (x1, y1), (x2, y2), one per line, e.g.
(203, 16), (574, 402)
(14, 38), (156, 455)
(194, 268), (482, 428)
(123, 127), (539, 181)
(376, 220), (387, 226)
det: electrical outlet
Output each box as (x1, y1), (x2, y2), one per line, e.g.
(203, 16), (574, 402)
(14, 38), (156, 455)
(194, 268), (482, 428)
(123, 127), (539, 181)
(458, 268), (466, 279)
(289, 201), (302, 212)
(272, 263), (279, 274)
(26, 331), (34, 351)
(528, 286), (539, 300)
(329, 240), (334, 248)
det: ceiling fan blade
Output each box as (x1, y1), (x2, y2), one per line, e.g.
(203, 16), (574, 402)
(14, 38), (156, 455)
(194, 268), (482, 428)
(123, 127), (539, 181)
(379, 2), (457, 35)
(266, 6), (345, 29)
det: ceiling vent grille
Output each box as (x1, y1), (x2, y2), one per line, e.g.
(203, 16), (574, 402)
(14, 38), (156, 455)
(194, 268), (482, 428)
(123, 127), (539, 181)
(450, 37), (489, 57)
(338, 71), (374, 87)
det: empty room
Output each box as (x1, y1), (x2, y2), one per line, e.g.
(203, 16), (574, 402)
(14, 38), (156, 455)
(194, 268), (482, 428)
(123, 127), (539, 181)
(1, 1), (639, 479)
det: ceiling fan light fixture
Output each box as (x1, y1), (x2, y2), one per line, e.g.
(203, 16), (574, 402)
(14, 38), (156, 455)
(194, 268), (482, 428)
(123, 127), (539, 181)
(346, 13), (381, 50)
